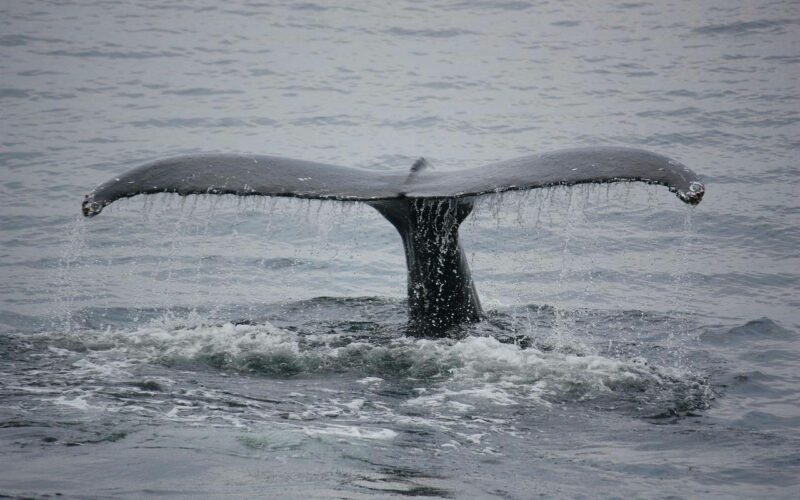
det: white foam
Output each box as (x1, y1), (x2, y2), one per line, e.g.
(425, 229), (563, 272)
(357, 376), (384, 385)
(51, 395), (92, 410)
(450, 336), (644, 393)
(129, 321), (299, 362)
(397, 335), (669, 412)
(9, 385), (56, 394)
(35, 318), (695, 429)
(72, 357), (133, 379)
(406, 386), (521, 408)
(303, 424), (397, 440)
(456, 432), (485, 444)
(342, 398), (365, 411)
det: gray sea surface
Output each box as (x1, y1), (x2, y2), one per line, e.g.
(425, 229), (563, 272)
(1, 0), (799, 498)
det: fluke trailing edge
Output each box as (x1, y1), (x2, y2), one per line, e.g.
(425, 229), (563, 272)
(82, 147), (705, 333)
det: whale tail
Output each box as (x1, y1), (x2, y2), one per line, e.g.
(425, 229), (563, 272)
(82, 147), (705, 334)
(369, 196), (481, 331)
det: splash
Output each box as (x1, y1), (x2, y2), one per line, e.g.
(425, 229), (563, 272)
(31, 316), (710, 414)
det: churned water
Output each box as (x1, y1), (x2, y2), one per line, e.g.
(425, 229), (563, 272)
(1, 0), (799, 498)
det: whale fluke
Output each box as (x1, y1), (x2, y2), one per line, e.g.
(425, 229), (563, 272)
(82, 147), (703, 217)
(82, 146), (705, 333)
(81, 154), (399, 217)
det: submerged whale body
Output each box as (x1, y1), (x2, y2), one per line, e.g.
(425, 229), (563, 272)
(82, 147), (705, 334)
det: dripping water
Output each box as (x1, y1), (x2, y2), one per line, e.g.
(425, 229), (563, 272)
(52, 216), (88, 332)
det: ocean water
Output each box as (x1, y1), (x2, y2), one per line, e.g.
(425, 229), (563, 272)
(1, 0), (799, 498)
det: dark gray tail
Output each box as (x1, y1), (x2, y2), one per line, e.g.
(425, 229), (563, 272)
(81, 147), (705, 335)
(369, 197), (482, 333)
